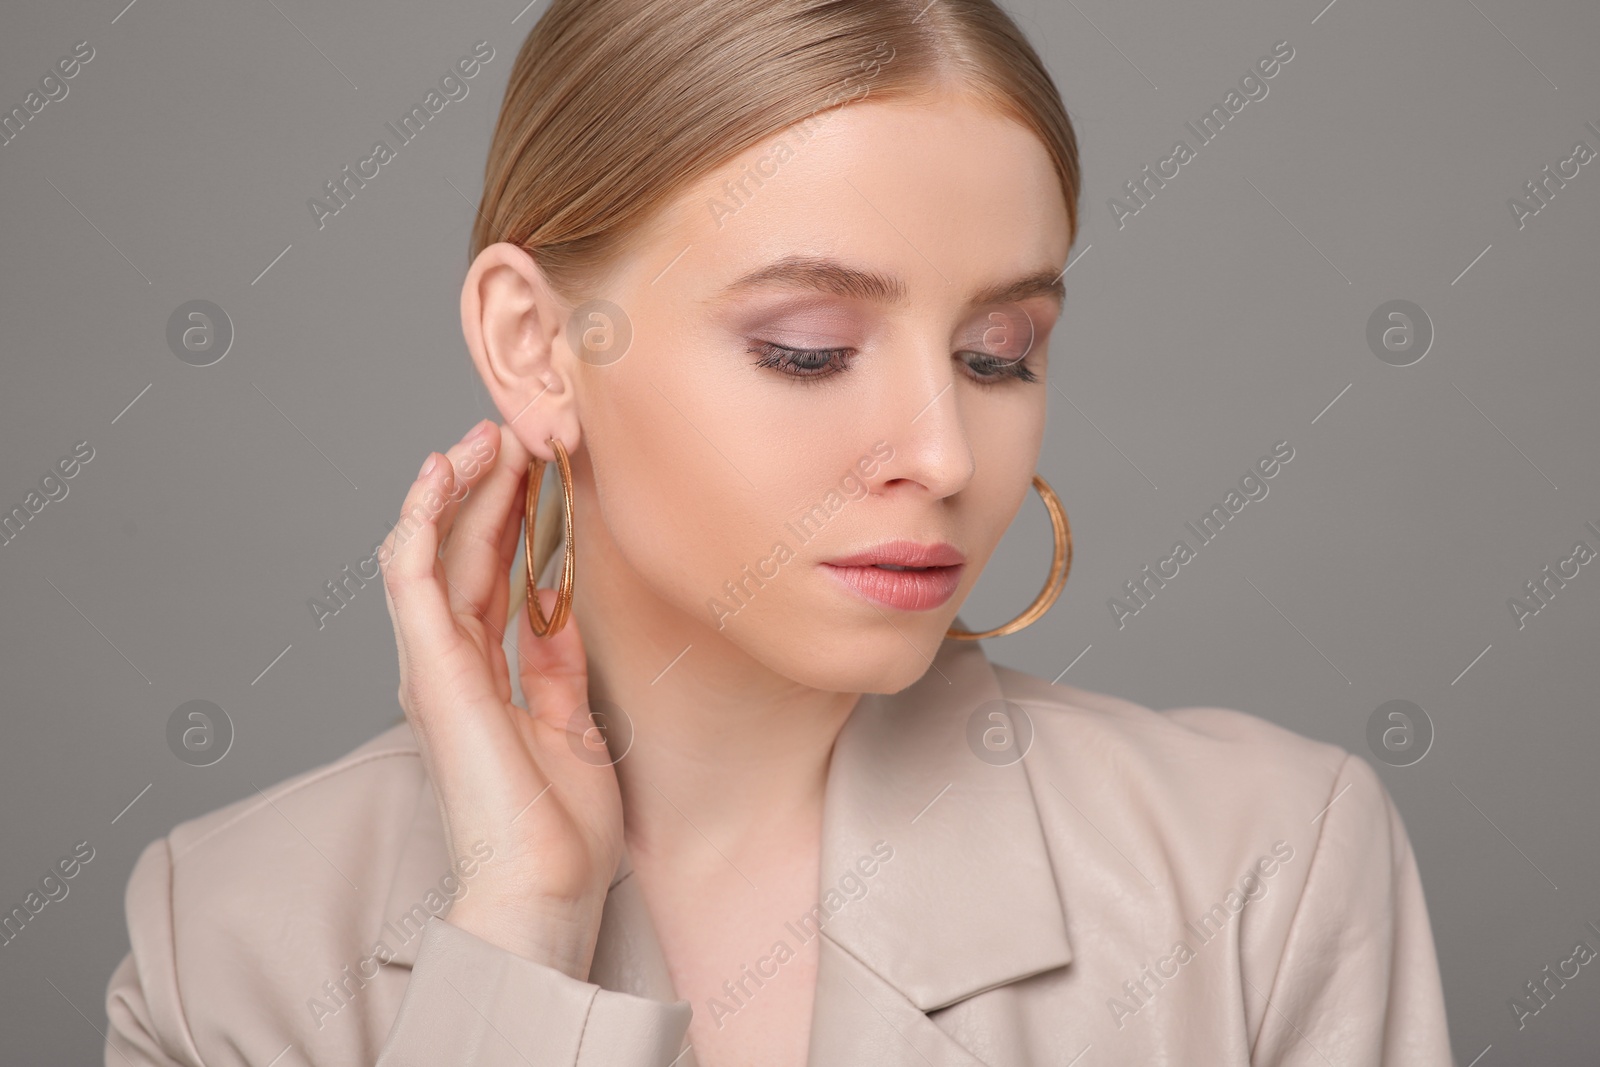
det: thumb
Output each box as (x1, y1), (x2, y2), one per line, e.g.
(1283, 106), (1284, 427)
(514, 584), (590, 729)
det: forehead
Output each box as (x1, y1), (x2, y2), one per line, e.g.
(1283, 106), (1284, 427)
(624, 92), (1071, 301)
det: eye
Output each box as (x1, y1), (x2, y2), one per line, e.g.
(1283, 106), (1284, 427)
(961, 350), (1040, 385)
(965, 306), (1041, 385)
(749, 341), (853, 381)
(751, 341), (1041, 385)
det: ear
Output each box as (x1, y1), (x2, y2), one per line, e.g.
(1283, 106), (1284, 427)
(461, 242), (581, 462)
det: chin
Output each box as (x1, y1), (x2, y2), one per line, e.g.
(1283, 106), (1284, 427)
(743, 609), (952, 695)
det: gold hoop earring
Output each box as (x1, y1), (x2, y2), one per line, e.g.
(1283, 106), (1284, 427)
(946, 473), (1072, 640)
(525, 437), (576, 637)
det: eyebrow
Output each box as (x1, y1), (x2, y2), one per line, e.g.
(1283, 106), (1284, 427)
(710, 254), (1067, 311)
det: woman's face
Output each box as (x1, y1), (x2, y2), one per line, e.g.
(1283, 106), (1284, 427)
(526, 89), (1069, 695)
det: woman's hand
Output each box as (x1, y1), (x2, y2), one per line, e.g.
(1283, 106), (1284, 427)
(377, 419), (621, 981)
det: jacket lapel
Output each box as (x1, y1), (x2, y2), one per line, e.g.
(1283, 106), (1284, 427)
(386, 605), (1073, 1066)
(805, 622), (1074, 1065)
(806, 936), (993, 1066)
(587, 851), (680, 1002)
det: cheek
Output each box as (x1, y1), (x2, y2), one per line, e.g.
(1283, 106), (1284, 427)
(577, 346), (814, 615)
(961, 397), (1047, 558)
(961, 468), (1033, 588)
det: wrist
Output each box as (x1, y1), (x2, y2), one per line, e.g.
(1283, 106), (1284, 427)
(446, 894), (603, 980)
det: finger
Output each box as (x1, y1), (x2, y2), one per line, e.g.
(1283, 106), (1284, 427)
(442, 423), (528, 620)
(443, 427), (532, 705)
(429, 419), (502, 555)
(514, 585), (589, 731)
(379, 450), (455, 652)
(488, 430), (536, 632)
(482, 439), (532, 694)
(493, 428), (534, 577)
(379, 449), (504, 736)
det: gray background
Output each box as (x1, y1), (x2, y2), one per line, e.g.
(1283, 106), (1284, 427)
(1, 0), (1595, 1062)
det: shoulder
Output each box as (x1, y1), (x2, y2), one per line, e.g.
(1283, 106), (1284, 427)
(998, 659), (1350, 799)
(978, 675), (1450, 1060)
(115, 720), (434, 1062)
(161, 719), (424, 867)
(988, 664), (1401, 893)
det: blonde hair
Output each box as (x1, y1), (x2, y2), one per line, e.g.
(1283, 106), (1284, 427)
(477, 0), (1082, 629)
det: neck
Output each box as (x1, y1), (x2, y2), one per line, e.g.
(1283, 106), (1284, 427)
(535, 480), (861, 868)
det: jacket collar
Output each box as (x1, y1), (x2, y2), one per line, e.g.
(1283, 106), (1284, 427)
(380, 616), (1073, 1060)
(586, 623), (1076, 1016)
(809, 623), (1073, 1012)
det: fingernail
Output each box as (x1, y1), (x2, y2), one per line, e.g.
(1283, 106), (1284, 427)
(467, 418), (492, 442)
(418, 453), (439, 479)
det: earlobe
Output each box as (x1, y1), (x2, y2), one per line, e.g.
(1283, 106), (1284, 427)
(461, 242), (581, 461)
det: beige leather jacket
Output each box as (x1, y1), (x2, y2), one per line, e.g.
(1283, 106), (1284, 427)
(104, 632), (1455, 1065)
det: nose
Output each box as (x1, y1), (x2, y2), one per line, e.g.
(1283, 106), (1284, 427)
(873, 357), (975, 500)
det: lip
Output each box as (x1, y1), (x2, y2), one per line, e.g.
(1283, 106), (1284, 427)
(824, 540), (966, 568)
(821, 540), (967, 612)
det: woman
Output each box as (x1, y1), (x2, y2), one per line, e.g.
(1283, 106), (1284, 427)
(104, 0), (1455, 1064)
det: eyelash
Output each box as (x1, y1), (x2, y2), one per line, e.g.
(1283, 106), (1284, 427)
(749, 342), (1039, 386)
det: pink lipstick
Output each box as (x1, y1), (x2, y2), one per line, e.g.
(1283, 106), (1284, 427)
(821, 540), (966, 612)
